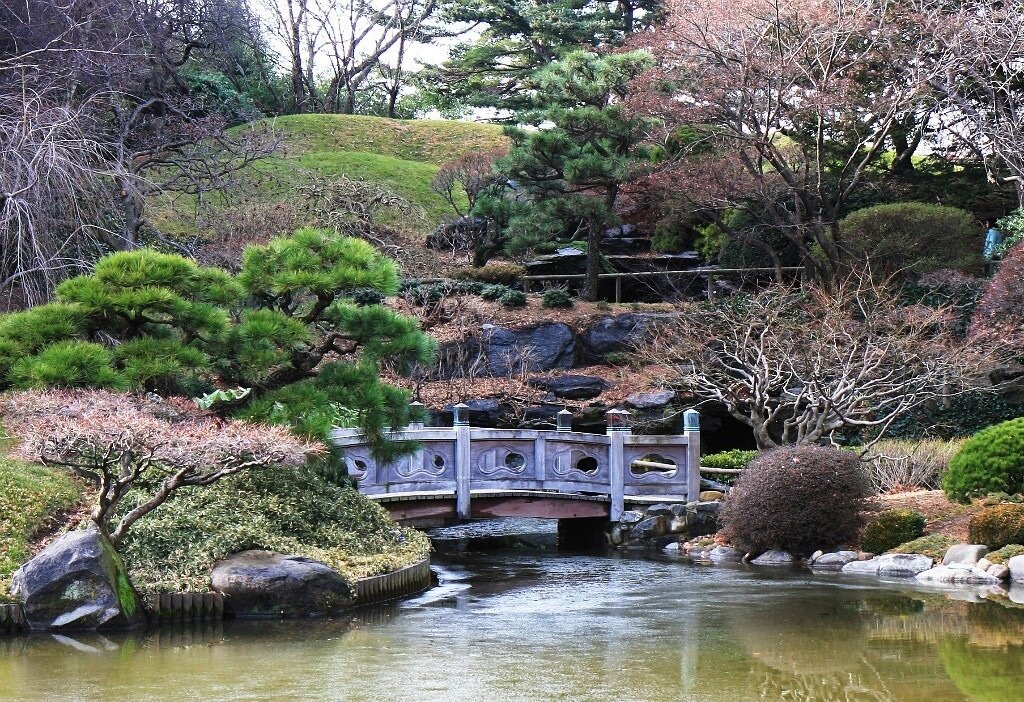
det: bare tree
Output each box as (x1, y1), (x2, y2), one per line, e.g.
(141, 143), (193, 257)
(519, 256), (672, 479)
(638, 272), (995, 449)
(633, 0), (956, 279)
(923, 1), (1024, 206)
(3, 389), (316, 545)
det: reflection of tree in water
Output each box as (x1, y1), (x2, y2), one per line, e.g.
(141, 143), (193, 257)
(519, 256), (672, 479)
(939, 639), (1024, 702)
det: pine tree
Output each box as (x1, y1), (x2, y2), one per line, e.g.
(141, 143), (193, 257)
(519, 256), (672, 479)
(491, 51), (655, 300)
(421, 0), (661, 113)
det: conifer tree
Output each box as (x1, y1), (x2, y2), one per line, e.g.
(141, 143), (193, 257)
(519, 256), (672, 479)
(490, 51), (655, 300)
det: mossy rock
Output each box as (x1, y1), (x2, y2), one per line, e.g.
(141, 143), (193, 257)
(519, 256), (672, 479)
(890, 534), (954, 562)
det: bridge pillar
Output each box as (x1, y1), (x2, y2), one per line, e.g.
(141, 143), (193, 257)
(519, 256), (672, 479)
(606, 409), (631, 521)
(684, 409), (701, 500)
(454, 403), (472, 520)
(557, 517), (610, 550)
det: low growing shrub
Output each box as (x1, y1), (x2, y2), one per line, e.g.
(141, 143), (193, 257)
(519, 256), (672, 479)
(498, 289), (527, 308)
(10, 341), (120, 389)
(890, 534), (953, 561)
(453, 263), (526, 287)
(480, 284), (512, 301)
(351, 288), (386, 306)
(719, 446), (872, 557)
(860, 509), (926, 554)
(702, 449), (758, 470)
(987, 544), (1024, 565)
(541, 289), (574, 309)
(968, 504), (1024, 549)
(942, 418), (1024, 503)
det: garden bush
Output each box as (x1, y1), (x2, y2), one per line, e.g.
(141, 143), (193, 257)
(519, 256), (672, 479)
(968, 504), (1024, 549)
(719, 446), (872, 556)
(890, 534), (953, 562)
(986, 544), (1024, 565)
(541, 289), (574, 309)
(498, 289), (527, 307)
(350, 288), (386, 306)
(480, 284), (513, 301)
(453, 263), (526, 287)
(942, 418), (1024, 503)
(840, 202), (983, 276)
(970, 242), (1024, 355)
(702, 449), (758, 470)
(860, 509), (926, 554)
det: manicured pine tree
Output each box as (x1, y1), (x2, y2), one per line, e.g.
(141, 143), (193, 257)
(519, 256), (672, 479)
(492, 50), (655, 300)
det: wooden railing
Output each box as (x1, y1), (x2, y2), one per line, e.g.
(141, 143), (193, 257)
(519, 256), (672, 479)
(332, 406), (702, 521)
(523, 266), (805, 302)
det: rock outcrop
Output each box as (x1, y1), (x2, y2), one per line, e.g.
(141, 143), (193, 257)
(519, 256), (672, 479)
(11, 525), (145, 631)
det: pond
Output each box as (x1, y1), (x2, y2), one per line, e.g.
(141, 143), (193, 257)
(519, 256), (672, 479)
(2, 543), (1024, 701)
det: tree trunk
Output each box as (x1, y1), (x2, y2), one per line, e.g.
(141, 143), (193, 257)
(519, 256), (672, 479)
(582, 220), (602, 301)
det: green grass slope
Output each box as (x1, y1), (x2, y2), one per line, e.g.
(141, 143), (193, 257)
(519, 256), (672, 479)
(157, 114), (507, 237)
(0, 457), (81, 599)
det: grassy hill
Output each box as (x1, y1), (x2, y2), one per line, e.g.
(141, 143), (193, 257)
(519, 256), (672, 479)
(155, 114), (507, 239)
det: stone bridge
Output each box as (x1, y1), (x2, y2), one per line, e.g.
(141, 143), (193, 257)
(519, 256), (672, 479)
(332, 405), (701, 528)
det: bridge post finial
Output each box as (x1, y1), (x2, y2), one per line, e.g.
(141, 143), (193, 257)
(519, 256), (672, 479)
(556, 409), (573, 432)
(408, 401), (426, 430)
(453, 403), (470, 427)
(683, 408), (701, 501)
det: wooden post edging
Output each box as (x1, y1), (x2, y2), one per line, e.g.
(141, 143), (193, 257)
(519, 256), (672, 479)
(0, 603), (25, 633)
(353, 558), (432, 607)
(144, 592), (225, 624)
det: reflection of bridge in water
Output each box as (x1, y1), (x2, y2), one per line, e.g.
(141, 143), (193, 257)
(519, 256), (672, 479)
(332, 404), (701, 528)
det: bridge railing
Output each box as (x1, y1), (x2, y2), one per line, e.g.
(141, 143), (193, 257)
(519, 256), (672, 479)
(331, 405), (701, 521)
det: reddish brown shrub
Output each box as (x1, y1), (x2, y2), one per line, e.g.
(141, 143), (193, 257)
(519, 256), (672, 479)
(970, 244), (1024, 353)
(719, 446), (872, 557)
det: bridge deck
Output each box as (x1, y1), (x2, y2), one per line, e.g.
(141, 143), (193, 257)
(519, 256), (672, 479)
(368, 489), (692, 525)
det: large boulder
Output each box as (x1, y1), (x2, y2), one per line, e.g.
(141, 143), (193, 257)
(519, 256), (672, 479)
(482, 323), (576, 376)
(876, 553), (934, 578)
(528, 375), (609, 400)
(11, 525), (145, 631)
(580, 314), (654, 362)
(942, 544), (989, 567)
(916, 564), (1002, 585)
(751, 549), (795, 566)
(625, 390), (675, 410)
(211, 551), (353, 618)
(811, 550), (861, 570)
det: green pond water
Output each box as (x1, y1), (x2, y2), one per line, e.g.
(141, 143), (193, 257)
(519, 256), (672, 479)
(3, 541), (1024, 701)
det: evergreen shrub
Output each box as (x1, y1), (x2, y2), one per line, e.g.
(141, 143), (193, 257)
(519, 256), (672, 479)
(719, 446), (871, 556)
(890, 534), (953, 561)
(840, 202), (982, 276)
(702, 449), (758, 470)
(942, 418), (1024, 503)
(498, 289), (527, 307)
(860, 509), (926, 554)
(480, 284), (512, 301)
(968, 504), (1024, 549)
(986, 544), (1024, 565)
(453, 263), (525, 286)
(10, 341), (120, 389)
(541, 289), (574, 309)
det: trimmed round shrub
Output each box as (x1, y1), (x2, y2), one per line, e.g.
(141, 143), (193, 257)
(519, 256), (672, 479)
(719, 446), (872, 557)
(541, 289), (574, 309)
(860, 509), (926, 554)
(453, 263), (525, 287)
(10, 341), (120, 389)
(840, 202), (983, 276)
(968, 504), (1024, 549)
(942, 418), (1024, 503)
(498, 289), (527, 308)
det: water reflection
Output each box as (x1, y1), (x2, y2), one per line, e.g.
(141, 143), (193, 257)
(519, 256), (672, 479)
(2, 552), (1024, 701)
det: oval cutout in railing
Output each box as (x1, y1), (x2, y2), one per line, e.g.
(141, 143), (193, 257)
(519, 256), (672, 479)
(575, 455), (599, 474)
(631, 454), (676, 477)
(504, 452), (526, 470)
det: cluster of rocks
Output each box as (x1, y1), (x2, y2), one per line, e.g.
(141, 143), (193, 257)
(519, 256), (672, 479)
(9, 526), (360, 632)
(674, 534), (1024, 596)
(610, 491), (725, 547)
